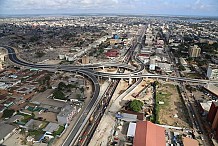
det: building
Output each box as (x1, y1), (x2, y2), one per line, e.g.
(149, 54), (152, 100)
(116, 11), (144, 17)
(189, 45), (201, 57)
(149, 59), (156, 71)
(105, 50), (119, 59)
(207, 102), (218, 125)
(133, 121), (166, 146)
(204, 84), (218, 98)
(207, 64), (218, 80)
(57, 105), (77, 125)
(0, 123), (16, 144)
(43, 122), (59, 135)
(182, 137), (199, 146)
(82, 55), (89, 64)
(127, 122), (136, 137)
(0, 104), (5, 113)
(180, 58), (188, 67)
(24, 119), (44, 130)
(0, 49), (6, 70)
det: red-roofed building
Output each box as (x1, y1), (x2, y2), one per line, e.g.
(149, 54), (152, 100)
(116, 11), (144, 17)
(183, 137), (198, 146)
(133, 121), (165, 146)
(208, 102), (218, 124)
(105, 50), (119, 58)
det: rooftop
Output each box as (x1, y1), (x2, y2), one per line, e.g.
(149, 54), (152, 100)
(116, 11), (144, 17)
(204, 84), (218, 97)
(0, 123), (16, 141)
(183, 137), (199, 146)
(43, 122), (59, 133)
(133, 121), (166, 146)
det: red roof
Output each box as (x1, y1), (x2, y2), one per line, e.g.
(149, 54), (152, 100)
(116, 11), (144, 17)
(133, 121), (165, 146)
(138, 54), (149, 57)
(183, 137), (198, 146)
(0, 95), (7, 100)
(105, 52), (119, 57)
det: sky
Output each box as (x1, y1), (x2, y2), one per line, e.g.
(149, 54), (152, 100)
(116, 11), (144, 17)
(0, 0), (218, 16)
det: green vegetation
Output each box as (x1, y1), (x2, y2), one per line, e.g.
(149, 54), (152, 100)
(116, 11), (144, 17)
(178, 64), (185, 71)
(29, 36), (41, 42)
(40, 121), (49, 129)
(155, 86), (172, 124)
(17, 113), (34, 123)
(35, 51), (45, 58)
(129, 100), (144, 112)
(186, 73), (202, 79)
(28, 129), (44, 137)
(58, 82), (67, 90)
(53, 82), (83, 100)
(53, 125), (65, 136)
(53, 89), (66, 100)
(197, 42), (218, 54)
(3, 109), (15, 118)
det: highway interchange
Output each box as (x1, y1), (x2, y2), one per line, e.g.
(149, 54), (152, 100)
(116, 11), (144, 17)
(1, 29), (218, 145)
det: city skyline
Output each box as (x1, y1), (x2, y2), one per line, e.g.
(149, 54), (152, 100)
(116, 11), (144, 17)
(0, 0), (218, 17)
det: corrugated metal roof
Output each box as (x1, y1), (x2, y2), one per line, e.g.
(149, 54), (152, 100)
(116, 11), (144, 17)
(133, 121), (165, 146)
(127, 122), (136, 137)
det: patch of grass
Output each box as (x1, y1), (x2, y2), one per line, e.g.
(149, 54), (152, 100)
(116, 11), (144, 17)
(53, 126), (65, 136)
(28, 129), (44, 137)
(40, 121), (49, 129)
(186, 73), (202, 79)
(155, 88), (172, 124)
(17, 113), (33, 124)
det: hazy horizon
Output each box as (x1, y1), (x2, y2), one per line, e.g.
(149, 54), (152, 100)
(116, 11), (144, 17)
(0, 0), (218, 17)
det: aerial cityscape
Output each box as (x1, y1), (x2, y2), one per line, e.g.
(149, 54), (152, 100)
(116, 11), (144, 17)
(0, 0), (218, 146)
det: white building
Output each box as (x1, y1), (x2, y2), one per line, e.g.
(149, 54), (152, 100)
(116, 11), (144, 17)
(180, 58), (188, 67)
(207, 64), (218, 80)
(149, 59), (156, 71)
(57, 105), (77, 125)
(189, 45), (201, 57)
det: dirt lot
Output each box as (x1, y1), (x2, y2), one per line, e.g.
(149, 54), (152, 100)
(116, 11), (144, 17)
(34, 111), (57, 123)
(156, 83), (190, 128)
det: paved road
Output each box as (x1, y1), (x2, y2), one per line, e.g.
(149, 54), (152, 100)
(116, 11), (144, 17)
(2, 46), (101, 146)
(2, 43), (218, 146)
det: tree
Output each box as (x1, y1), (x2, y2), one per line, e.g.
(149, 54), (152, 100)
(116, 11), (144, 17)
(76, 94), (81, 99)
(58, 82), (66, 90)
(79, 87), (84, 93)
(53, 89), (66, 100)
(35, 51), (45, 58)
(129, 100), (144, 112)
(3, 109), (15, 118)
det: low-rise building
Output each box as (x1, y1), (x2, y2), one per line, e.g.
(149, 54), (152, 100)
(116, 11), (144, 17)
(24, 119), (44, 130)
(133, 121), (166, 146)
(0, 123), (16, 144)
(43, 122), (59, 135)
(180, 57), (188, 67)
(57, 105), (77, 125)
(182, 137), (199, 146)
(149, 59), (156, 71)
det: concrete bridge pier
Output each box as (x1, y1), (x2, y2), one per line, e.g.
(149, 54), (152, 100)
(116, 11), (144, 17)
(165, 78), (168, 82)
(129, 77), (133, 85)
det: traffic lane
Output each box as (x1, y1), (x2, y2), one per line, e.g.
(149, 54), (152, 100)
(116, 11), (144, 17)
(62, 73), (100, 146)
(2, 46), (101, 146)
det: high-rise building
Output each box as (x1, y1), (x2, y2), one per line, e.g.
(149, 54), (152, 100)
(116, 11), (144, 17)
(189, 45), (201, 57)
(82, 55), (89, 64)
(207, 64), (218, 80)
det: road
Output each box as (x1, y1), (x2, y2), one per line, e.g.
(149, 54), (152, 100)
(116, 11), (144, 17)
(1, 26), (217, 146)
